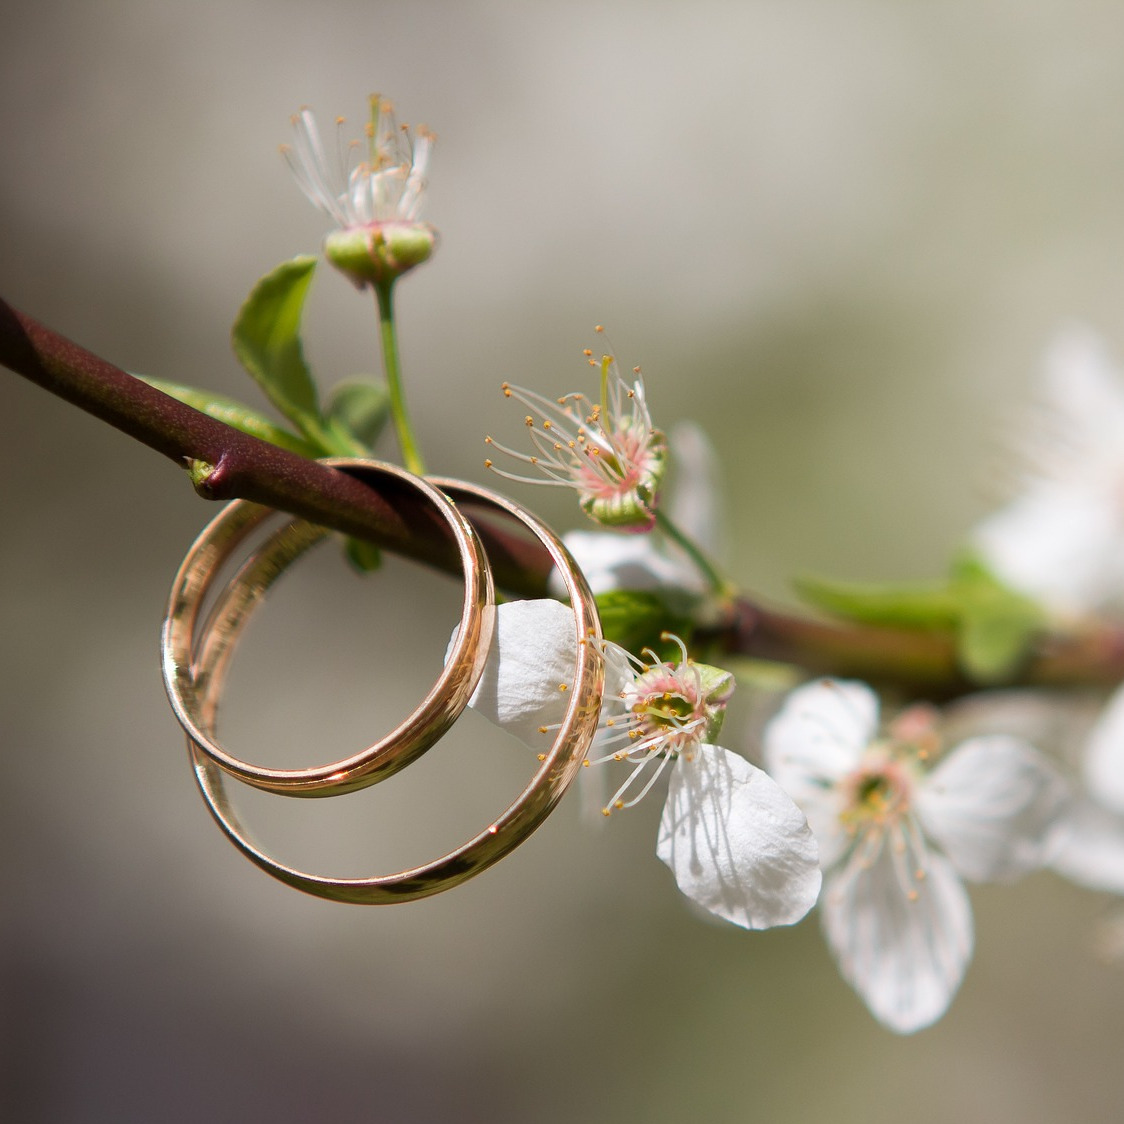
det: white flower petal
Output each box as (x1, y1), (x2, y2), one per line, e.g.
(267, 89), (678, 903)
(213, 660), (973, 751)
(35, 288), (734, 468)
(972, 484), (1121, 613)
(667, 420), (725, 560)
(765, 679), (879, 780)
(1083, 683), (1124, 817)
(1048, 797), (1124, 895)
(822, 843), (973, 1034)
(763, 679), (879, 865)
(915, 735), (1067, 883)
(1041, 326), (1124, 452)
(970, 327), (1124, 613)
(551, 530), (701, 598)
(656, 744), (821, 930)
(448, 599), (576, 747)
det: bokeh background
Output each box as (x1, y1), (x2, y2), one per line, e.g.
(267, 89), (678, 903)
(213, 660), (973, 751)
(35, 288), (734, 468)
(4, 2), (1124, 1120)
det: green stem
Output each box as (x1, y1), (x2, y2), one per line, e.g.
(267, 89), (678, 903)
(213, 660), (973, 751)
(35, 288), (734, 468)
(374, 281), (426, 475)
(654, 509), (737, 601)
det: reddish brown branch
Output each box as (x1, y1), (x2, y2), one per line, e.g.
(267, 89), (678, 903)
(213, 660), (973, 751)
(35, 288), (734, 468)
(0, 298), (553, 596)
(5, 296), (1124, 698)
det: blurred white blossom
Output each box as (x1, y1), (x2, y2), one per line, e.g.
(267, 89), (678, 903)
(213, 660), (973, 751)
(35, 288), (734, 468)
(973, 328), (1124, 616)
(1049, 682), (1124, 895)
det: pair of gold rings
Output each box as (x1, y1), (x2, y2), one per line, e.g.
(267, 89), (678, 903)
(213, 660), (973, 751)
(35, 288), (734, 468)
(161, 460), (604, 903)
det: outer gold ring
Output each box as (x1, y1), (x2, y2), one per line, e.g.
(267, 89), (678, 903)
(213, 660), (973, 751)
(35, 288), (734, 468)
(186, 477), (604, 903)
(162, 459), (495, 796)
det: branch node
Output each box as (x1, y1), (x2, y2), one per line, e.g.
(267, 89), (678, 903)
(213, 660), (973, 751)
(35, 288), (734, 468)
(188, 456), (227, 499)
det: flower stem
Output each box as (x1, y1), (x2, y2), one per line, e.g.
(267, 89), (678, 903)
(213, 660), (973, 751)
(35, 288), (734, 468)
(374, 280), (426, 475)
(654, 509), (737, 601)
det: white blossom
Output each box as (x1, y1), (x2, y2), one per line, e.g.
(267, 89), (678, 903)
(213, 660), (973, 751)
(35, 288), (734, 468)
(972, 328), (1124, 615)
(457, 600), (821, 930)
(765, 678), (1065, 1033)
(1049, 682), (1124, 895)
(282, 97), (436, 286)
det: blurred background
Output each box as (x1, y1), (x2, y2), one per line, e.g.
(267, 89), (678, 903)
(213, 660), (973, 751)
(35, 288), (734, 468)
(4, 1), (1124, 1120)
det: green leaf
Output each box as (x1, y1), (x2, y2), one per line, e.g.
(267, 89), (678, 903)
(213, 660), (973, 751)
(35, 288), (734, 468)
(138, 376), (319, 457)
(594, 589), (694, 657)
(951, 555), (1044, 683)
(327, 379), (391, 450)
(797, 557), (1045, 685)
(957, 608), (1038, 683)
(794, 574), (960, 629)
(343, 536), (383, 574)
(949, 552), (1015, 589)
(232, 255), (324, 437)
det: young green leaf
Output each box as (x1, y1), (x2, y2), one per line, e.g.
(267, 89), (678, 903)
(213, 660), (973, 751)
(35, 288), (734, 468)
(595, 589), (695, 658)
(798, 558), (1044, 684)
(795, 574), (960, 628)
(957, 608), (1038, 684)
(951, 555), (1043, 683)
(327, 379), (391, 451)
(232, 255), (324, 437)
(138, 376), (319, 457)
(343, 536), (383, 574)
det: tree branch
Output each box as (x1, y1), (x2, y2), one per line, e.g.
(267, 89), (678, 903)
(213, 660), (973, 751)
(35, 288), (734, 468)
(5, 295), (1124, 698)
(0, 297), (553, 595)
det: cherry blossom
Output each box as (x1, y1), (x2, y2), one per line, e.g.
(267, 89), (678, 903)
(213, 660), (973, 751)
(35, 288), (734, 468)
(485, 331), (668, 530)
(457, 599), (820, 930)
(765, 678), (1065, 1032)
(1049, 683), (1124, 895)
(283, 97), (435, 285)
(972, 328), (1124, 615)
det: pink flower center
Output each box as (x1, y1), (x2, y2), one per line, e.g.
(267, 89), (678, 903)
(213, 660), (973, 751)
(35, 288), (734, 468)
(575, 423), (658, 501)
(841, 755), (913, 832)
(626, 666), (709, 756)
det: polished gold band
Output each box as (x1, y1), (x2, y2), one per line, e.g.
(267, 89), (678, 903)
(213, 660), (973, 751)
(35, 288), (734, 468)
(162, 460), (495, 796)
(167, 464), (604, 903)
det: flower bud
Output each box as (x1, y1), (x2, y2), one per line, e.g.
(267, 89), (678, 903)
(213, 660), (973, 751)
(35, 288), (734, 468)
(324, 222), (437, 288)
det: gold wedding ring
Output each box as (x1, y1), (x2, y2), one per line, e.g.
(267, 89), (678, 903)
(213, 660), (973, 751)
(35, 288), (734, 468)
(163, 460), (494, 796)
(167, 463), (604, 902)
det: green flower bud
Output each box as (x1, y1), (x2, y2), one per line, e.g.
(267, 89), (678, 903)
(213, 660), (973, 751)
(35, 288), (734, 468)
(323, 222), (437, 288)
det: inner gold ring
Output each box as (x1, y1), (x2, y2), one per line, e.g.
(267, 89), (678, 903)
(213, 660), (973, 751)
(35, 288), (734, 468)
(162, 459), (494, 796)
